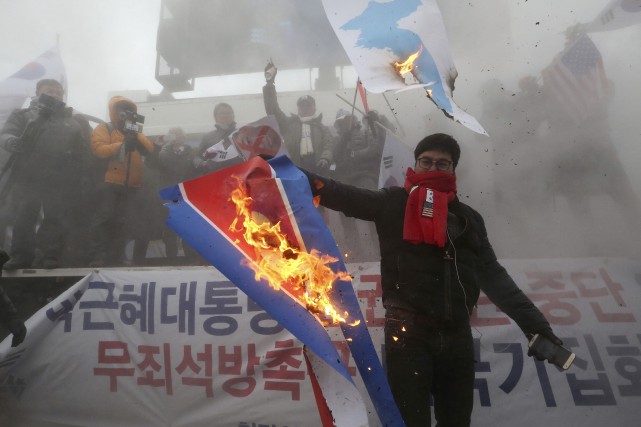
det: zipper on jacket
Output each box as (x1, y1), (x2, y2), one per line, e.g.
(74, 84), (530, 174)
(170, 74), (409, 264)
(443, 247), (453, 321)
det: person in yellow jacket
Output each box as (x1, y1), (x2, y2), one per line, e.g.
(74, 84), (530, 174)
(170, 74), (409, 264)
(88, 96), (154, 267)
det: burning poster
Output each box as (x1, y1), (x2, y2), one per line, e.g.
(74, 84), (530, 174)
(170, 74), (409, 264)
(160, 156), (404, 426)
(321, 0), (487, 135)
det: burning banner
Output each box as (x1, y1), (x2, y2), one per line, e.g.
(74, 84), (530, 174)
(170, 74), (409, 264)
(160, 156), (404, 426)
(321, 0), (487, 135)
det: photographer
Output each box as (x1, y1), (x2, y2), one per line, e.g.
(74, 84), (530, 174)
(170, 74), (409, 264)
(87, 96), (154, 267)
(0, 79), (88, 270)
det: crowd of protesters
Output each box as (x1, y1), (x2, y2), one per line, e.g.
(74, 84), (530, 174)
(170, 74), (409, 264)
(0, 76), (391, 270)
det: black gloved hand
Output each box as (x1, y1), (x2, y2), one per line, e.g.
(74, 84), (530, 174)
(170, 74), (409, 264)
(7, 314), (26, 347)
(264, 60), (277, 84)
(124, 132), (139, 152)
(4, 136), (23, 153)
(527, 327), (563, 360)
(366, 110), (380, 123)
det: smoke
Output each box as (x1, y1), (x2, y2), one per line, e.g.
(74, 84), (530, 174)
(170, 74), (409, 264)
(1, 0), (640, 261)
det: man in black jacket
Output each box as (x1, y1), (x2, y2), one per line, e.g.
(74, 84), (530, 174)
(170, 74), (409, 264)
(0, 79), (88, 270)
(194, 102), (240, 175)
(305, 133), (562, 427)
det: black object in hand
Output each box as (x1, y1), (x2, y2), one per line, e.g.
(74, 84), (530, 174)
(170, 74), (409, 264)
(264, 59), (277, 84)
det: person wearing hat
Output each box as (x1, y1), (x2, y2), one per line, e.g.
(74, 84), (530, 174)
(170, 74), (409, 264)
(87, 96), (155, 267)
(262, 61), (334, 174)
(303, 133), (562, 426)
(0, 79), (89, 270)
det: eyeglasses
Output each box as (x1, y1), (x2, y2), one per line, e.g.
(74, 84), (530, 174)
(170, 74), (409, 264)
(416, 157), (453, 171)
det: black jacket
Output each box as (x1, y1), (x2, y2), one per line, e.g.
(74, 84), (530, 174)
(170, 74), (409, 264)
(195, 123), (239, 174)
(158, 143), (196, 186)
(0, 103), (87, 190)
(333, 124), (383, 185)
(310, 175), (550, 333)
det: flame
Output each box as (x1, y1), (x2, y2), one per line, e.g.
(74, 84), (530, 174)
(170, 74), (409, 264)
(394, 47), (423, 75)
(229, 177), (357, 326)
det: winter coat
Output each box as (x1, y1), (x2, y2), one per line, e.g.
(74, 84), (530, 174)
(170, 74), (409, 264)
(333, 124), (383, 185)
(0, 99), (88, 191)
(308, 175), (550, 333)
(91, 96), (154, 188)
(158, 143), (196, 186)
(262, 83), (333, 172)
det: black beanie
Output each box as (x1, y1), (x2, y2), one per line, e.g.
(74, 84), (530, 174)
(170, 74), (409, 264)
(414, 133), (460, 167)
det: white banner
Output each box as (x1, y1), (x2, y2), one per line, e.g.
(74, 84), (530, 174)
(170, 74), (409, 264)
(377, 127), (414, 189)
(1, 258), (640, 426)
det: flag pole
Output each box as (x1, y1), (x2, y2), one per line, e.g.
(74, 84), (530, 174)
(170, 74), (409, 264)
(382, 92), (407, 137)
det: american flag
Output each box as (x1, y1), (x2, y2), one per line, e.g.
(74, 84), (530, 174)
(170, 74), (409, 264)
(422, 189), (434, 218)
(541, 34), (609, 124)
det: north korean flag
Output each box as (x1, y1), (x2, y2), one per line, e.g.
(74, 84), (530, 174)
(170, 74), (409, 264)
(160, 156), (404, 427)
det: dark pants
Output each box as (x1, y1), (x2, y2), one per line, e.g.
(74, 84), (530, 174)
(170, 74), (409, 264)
(89, 184), (138, 265)
(10, 185), (67, 264)
(385, 308), (475, 427)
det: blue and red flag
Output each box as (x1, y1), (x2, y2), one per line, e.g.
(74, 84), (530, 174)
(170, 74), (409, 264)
(160, 155), (404, 426)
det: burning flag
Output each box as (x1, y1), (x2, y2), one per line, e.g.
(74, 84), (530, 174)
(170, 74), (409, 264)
(321, 0), (487, 135)
(160, 156), (404, 426)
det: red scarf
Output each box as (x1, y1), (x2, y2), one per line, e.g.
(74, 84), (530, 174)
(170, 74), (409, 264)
(403, 168), (457, 247)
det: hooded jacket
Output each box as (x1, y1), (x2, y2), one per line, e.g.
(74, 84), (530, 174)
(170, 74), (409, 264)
(91, 96), (154, 187)
(307, 173), (550, 334)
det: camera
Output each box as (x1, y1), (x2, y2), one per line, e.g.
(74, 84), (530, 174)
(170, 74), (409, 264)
(119, 109), (145, 133)
(37, 93), (66, 115)
(528, 334), (576, 370)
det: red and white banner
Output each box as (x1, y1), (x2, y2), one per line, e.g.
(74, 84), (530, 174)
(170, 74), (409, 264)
(587, 0), (641, 33)
(0, 45), (67, 129)
(1, 257), (640, 426)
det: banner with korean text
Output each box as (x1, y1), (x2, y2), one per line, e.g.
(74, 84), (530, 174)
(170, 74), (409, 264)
(1, 257), (640, 426)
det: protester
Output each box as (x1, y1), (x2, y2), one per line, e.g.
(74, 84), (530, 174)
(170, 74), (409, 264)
(303, 133), (562, 426)
(158, 127), (195, 186)
(0, 249), (26, 346)
(262, 61), (334, 174)
(194, 103), (240, 175)
(332, 108), (384, 261)
(156, 127), (200, 262)
(87, 96), (154, 267)
(0, 79), (89, 270)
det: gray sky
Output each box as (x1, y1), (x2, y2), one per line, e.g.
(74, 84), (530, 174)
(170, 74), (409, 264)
(1, 0), (640, 258)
